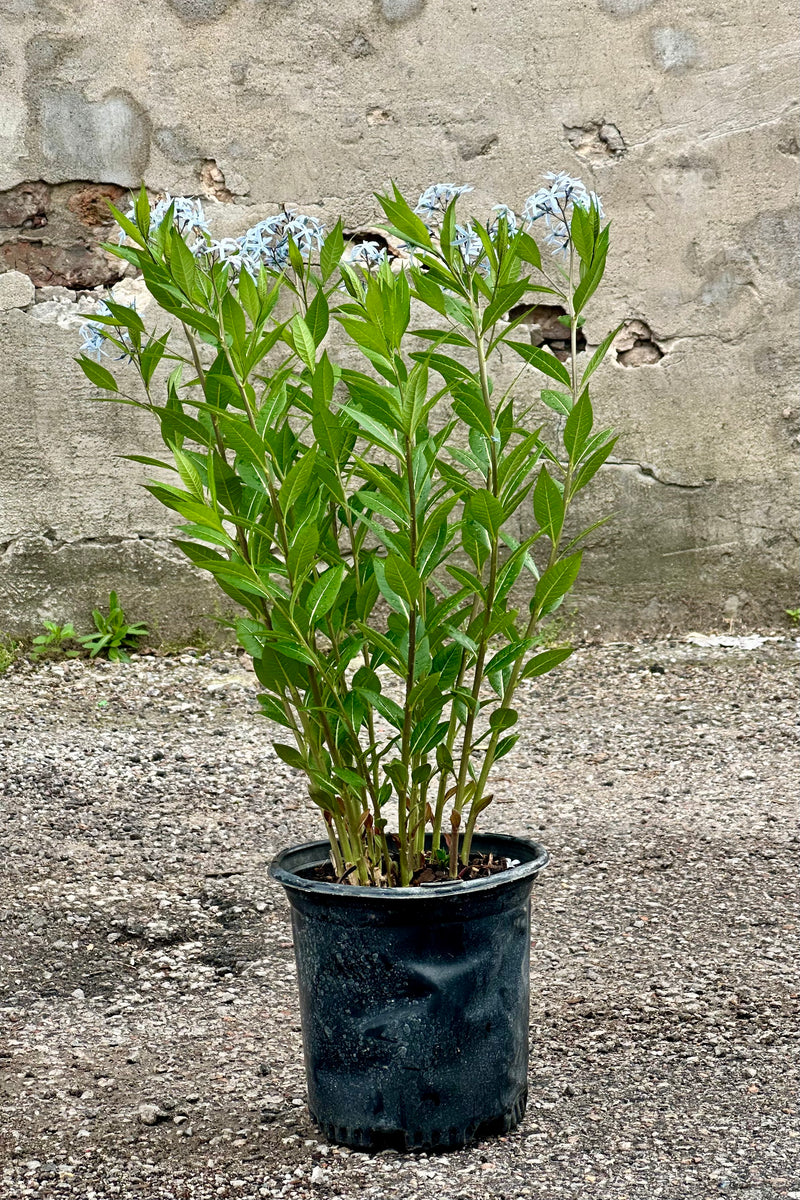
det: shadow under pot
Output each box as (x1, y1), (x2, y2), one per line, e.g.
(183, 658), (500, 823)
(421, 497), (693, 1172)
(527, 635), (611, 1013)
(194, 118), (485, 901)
(269, 831), (549, 1152)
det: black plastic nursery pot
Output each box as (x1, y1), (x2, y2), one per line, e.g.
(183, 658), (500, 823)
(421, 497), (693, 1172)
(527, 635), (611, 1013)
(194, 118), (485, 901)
(269, 832), (548, 1152)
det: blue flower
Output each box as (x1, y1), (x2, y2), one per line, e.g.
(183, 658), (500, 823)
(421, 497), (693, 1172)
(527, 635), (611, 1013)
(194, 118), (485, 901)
(345, 240), (388, 269)
(79, 320), (110, 360)
(452, 222), (482, 265)
(414, 183), (473, 225)
(193, 236), (254, 278)
(120, 194), (210, 244)
(235, 210), (325, 275)
(488, 204), (519, 239)
(522, 173), (603, 256)
(78, 299), (136, 362)
(285, 212), (326, 257)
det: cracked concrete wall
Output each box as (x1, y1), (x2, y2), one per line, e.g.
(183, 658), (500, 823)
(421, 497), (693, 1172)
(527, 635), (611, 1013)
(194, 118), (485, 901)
(0, 0), (797, 637)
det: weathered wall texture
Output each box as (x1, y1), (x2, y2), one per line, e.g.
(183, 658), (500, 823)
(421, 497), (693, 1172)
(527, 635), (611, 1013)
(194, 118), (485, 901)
(0, 0), (797, 638)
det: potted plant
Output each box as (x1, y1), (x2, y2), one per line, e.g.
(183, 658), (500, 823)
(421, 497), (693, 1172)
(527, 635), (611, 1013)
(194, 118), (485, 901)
(77, 174), (619, 1151)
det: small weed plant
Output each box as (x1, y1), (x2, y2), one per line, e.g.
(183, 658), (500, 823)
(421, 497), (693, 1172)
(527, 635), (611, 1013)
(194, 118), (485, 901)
(0, 634), (22, 675)
(31, 620), (81, 660)
(77, 591), (149, 662)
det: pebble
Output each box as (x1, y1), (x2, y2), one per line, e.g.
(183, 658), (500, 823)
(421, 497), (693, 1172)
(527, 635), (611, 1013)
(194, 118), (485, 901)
(137, 1104), (164, 1126)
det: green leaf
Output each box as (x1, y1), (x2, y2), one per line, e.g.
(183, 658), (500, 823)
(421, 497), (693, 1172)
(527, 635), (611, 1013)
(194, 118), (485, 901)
(290, 314), (316, 370)
(77, 356), (118, 392)
(355, 489), (410, 528)
(494, 734), (519, 761)
(172, 446), (205, 502)
(532, 551), (583, 615)
(331, 764), (368, 793)
(489, 706), (518, 733)
(221, 290), (247, 355)
(410, 327), (474, 349)
(158, 407), (212, 449)
(305, 288), (330, 347)
(311, 350), (335, 407)
(313, 405), (351, 464)
(320, 220), (344, 281)
(573, 227), (609, 314)
(258, 696), (296, 729)
(270, 638), (317, 666)
(572, 435), (619, 492)
(385, 555), (421, 608)
(564, 389), (593, 459)
(237, 267), (260, 323)
(363, 690), (405, 730)
(204, 353), (243, 410)
(410, 273), (448, 316)
(287, 522), (319, 583)
(306, 563), (346, 622)
(569, 203), (594, 264)
(400, 360), (429, 435)
(376, 184), (434, 250)
(169, 226), (200, 300)
(481, 278), (532, 334)
(486, 640), (533, 677)
(533, 467), (564, 540)
(217, 413), (266, 467)
(505, 341), (572, 388)
(140, 332), (170, 387)
(445, 565), (486, 600)
(451, 385), (494, 439)
(411, 718), (450, 756)
(516, 230), (542, 270)
(279, 446), (318, 514)
(466, 489), (504, 538)
(273, 743), (307, 770)
(443, 624), (479, 657)
(211, 454), (243, 513)
(123, 454), (175, 472)
(95, 300), (146, 333)
(581, 323), (624, 388)
(540, 388), (573, 417)
(520, 646), (574, 680)
(135, 184), (152, 239)
(341, 405), (402, 457)
(462, 518), (491, 571)
(419, 351), (476, 387)
(107, 199), (146, 248)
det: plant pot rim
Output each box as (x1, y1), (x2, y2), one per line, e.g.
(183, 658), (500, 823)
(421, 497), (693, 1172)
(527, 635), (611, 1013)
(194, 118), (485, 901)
(269, 831), (549, 902)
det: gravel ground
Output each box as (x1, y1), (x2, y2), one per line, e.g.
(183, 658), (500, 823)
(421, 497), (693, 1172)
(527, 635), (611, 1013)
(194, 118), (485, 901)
(0, 638), (797, 1199)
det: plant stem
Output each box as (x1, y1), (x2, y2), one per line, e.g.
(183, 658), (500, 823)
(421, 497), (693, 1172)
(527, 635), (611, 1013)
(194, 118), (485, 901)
(449, 291), (501, 876)
(397, 435), (419, 885)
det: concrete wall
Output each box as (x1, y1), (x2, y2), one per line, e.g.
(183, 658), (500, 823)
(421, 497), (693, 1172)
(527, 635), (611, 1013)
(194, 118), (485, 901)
(0, 0), (797, 639)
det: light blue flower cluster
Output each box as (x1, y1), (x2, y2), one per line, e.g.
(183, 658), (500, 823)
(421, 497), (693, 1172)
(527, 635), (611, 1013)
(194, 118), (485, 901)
(121, 194), (210, 244)
(414, 183), (474, 224)
(452, 222), (482, 265)
(412, 187), (520, 269)
(345, 240), (389, 270)
(79, 305), (111, 359)
(522, 172), (603, 255)
(488, 204), (519, 238)
(118, 194), (326, 277)
(193, 210), (326, 278)
(79, 300), (136, 361)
